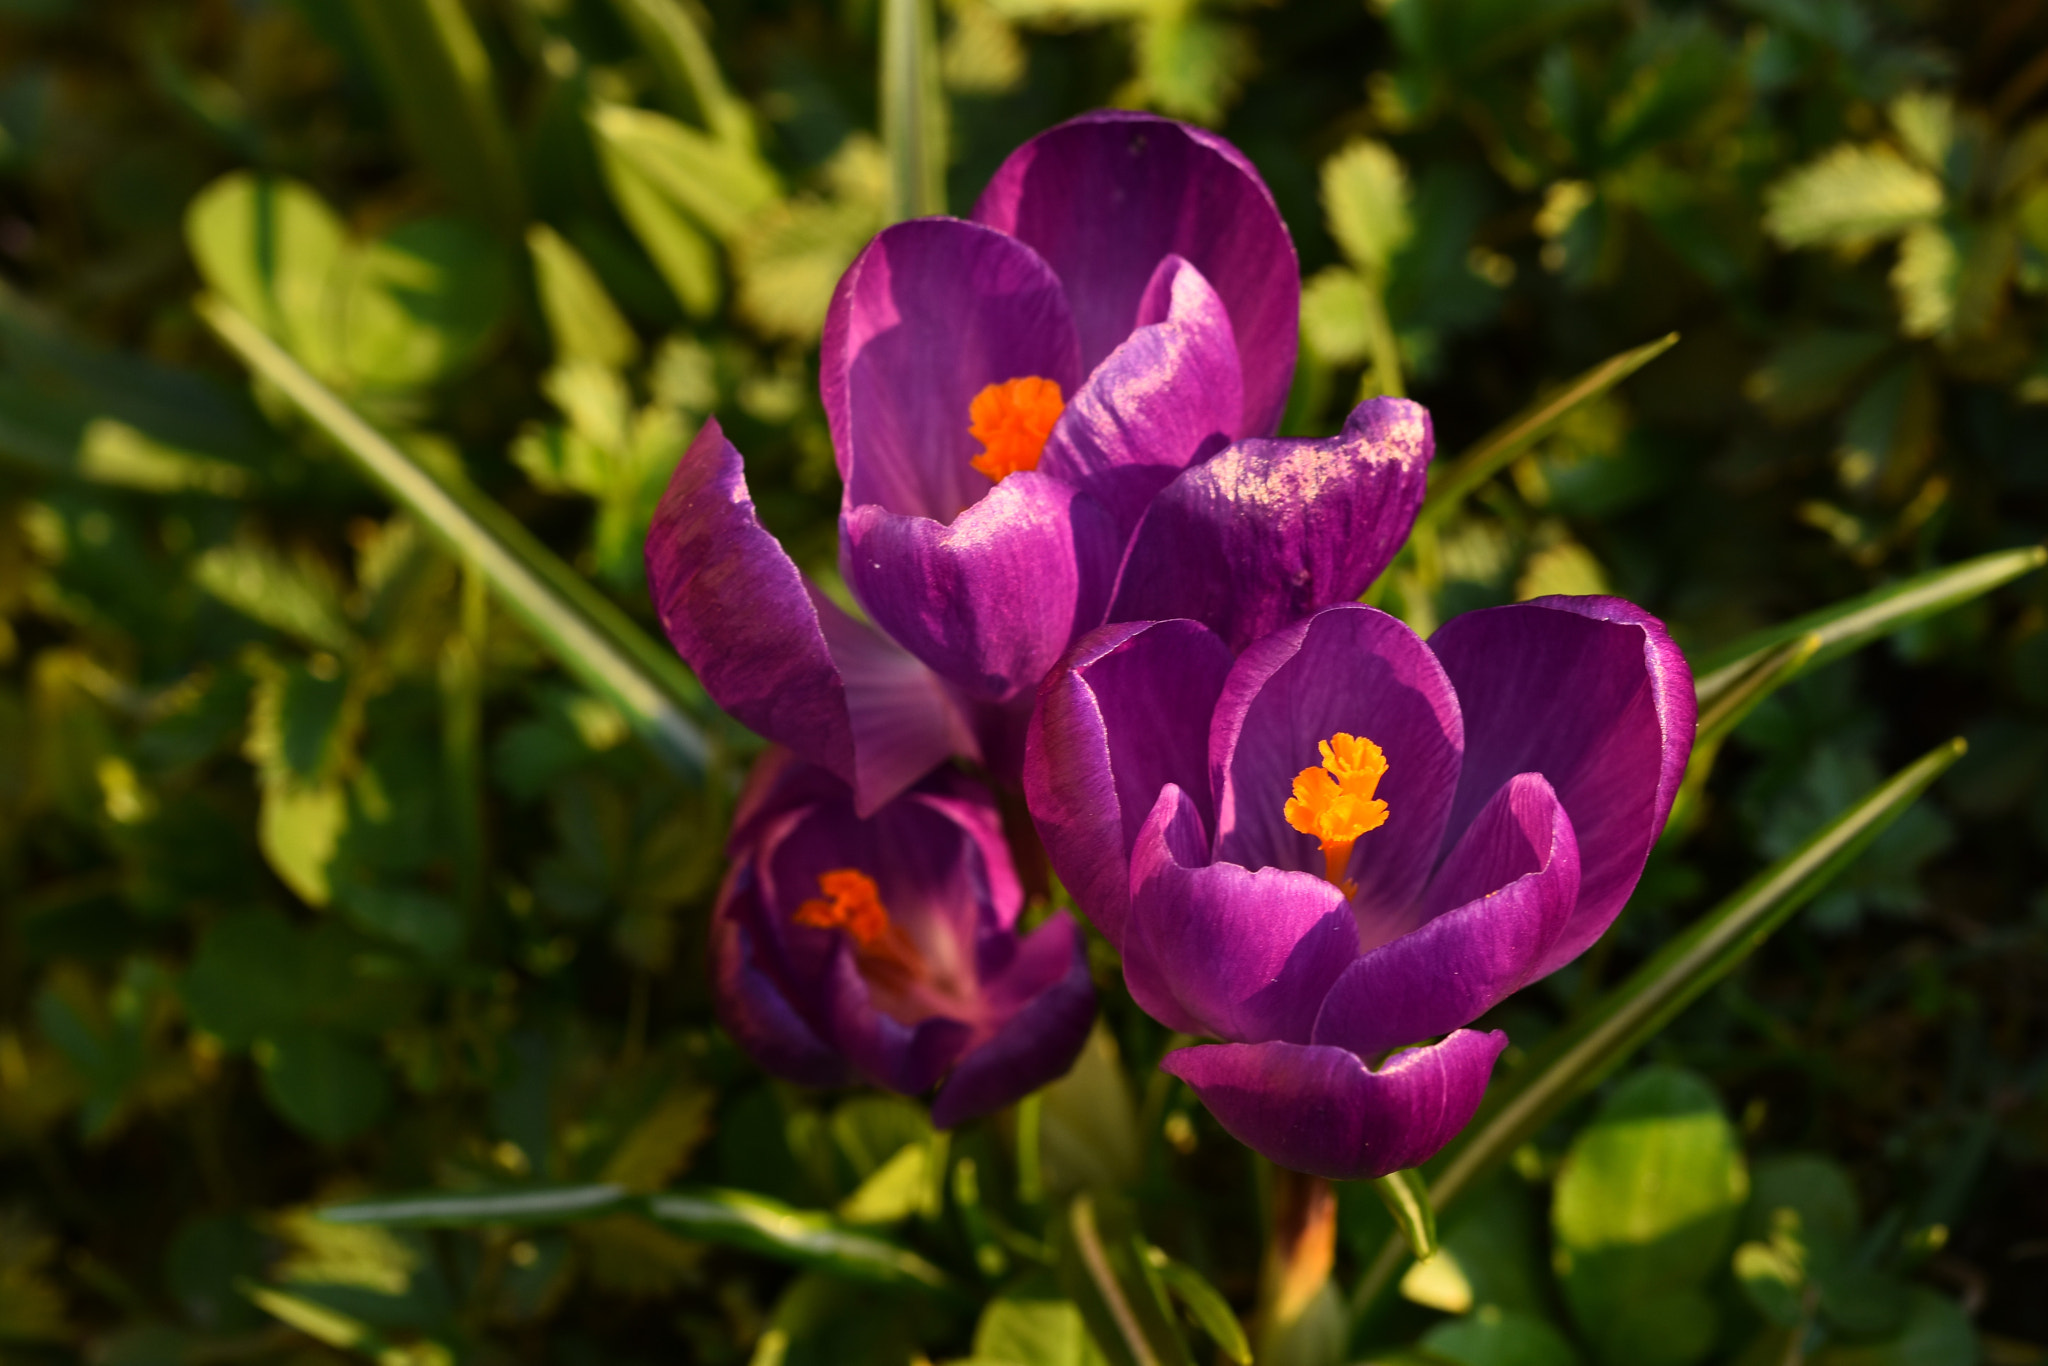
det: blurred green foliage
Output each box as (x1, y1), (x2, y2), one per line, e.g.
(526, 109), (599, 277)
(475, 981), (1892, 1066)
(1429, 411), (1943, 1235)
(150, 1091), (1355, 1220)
(0, 0), (2044, 1363)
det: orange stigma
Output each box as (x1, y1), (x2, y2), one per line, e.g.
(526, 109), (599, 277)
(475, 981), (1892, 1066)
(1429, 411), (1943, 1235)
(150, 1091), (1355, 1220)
(1283, 733), (1390, 896)
(793, 868), (925, 983)
(968, 376), (1064, 483)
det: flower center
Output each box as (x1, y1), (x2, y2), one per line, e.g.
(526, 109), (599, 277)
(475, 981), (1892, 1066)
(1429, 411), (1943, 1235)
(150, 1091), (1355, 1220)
(968, 375), (1064, 483)
(793, 868), (926, 985)
(1283, 733), (1389, 896)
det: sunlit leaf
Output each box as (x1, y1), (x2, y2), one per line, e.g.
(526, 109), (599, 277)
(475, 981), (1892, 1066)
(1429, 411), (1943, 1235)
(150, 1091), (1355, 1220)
(527, 225), (640, 370)
(1763, 144), (1943, 251)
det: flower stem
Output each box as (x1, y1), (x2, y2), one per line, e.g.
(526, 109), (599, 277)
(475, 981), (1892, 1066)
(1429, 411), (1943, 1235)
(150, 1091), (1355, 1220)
(1254, 1165), (1338, 1359)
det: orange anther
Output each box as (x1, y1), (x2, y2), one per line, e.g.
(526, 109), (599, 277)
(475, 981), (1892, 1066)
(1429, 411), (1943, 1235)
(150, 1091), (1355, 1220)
(793, 868), (926, 984)
(968, 375), (1065, 483)
(1283, 732), (1389, 894)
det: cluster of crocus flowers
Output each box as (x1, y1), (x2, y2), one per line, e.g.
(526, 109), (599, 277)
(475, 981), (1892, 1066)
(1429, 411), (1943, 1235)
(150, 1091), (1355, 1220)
(649, 109), (1694, 1171)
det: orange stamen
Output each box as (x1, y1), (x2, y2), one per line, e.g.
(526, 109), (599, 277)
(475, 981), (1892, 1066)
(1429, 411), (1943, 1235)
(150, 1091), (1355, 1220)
(968, 376), (1065, 483)
(1282, 733), (1389, 896)
(793, 868), (926, 984)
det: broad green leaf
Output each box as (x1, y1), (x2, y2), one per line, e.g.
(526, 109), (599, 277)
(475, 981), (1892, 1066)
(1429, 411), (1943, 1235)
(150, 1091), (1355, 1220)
(1421, 1306), (1582, 1366)
(1693, 545), (2048, 710)
(1763, 144), (1943, 251)
(320, 1185), (635, 1227)
(1301, 267), (1377, 366)
(192, 542), (351, 652)
(837, 1142), (936, 1225)
(1811, 1288), (1974, 1366)
(256, 1025), (392, 1144)
(592, 121), (724, 317)
(1373, 1170), (1439, 1260)
(1039, 1025), (1141, 1197)
(973, 1276), (1108, 1366)
(1146, 1251), (1251, 1365)
(1054, 1194), (1194, 1366)
(336, 218), (512, 390)
(249, 662), (353, 783)
(1323, 139), (1412, 275)
(527, 225), (640, 370)
(644, 1187), (949, 1289)
(1352, 738), (1967, 1315)
(198, 298), (713, 778)
(880, 0), (946, 221)
(607, 0), (755, 148)
(1398, 1176), (1549, 1318)
(185, 173), (347, 378)
(257, 780), (347, 907)
(1888, 91), (1954, 176)
(1416, 334), (1677, 529)
(589, 104), (780, 242)
(342, 0), (524, 230)
(1890, 222), (1958, 338)
(1552, 1068), (1746, 1366)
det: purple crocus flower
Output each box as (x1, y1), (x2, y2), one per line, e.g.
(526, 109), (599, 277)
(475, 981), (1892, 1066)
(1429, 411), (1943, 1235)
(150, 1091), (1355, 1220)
(1023, 598), (1695, 1178)
(647, 111), (1432, 814)
(714, 748), (1095, 1127)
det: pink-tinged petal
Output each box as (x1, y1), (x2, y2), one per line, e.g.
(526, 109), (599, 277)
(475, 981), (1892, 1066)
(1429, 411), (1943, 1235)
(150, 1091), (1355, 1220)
(1161, 1030), (1509, 1180)
(1429, 597), (1696, 978)
(1210, 604), (1463, 927)
(822, 942), (975, 1096)
(1037, 256), (1242, 539)
(1312, 775), (1580, 1058)
(842, 472), (1119, 702)
(973, 111), (1299, 436)
(821, 218), (1082, 525)
(1024, 619), (1234, 947)
(930, 913), (1095, 1127)
(647, 419), (970, 814)
(711, 869), (852, 1089)
(1109, 398), (1433, 651)
(910, 772), (1025, 934)
(1124, 786), (1359, 1045)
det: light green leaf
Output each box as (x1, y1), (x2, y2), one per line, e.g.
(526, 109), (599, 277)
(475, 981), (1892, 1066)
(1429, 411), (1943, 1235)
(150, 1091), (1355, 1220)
(1417, 333), (1677, 530)
(973, 1277), (1108, 1366)
(881, 0), (946, 221)
(589, 103), (781, 243)
(1552, 1068), (1746, 1366)
(1301, 267), (1377, 366)
(734, 138), (888, 341)
(198, 298), (713, 778)
(1146, 1251), (1250, 1365)
(606, 0), (755, 149)
(837, 1142), (936, 1226)
(185, 173), (347, 378)
(342, 0), (524, 230)
(1134, 10), (1251, 126)
(1373, 1170), (1439, 1261)
(337, 217), (512, 391)
(321, 1185), (634, 1227)
(1888, 91), (1954, 176)
(192, 541), (352, 652)
(76, 418), (252, 496)
(1890, 222), (1958, 338)
(644, 1188), (949, 1289)
(942, 0), (1028, 94)
(985, 0), (1149, 19)
(595, 135), (724, 318)
(1763, 144), (1943, 251)
(1323, 139), (1413, 275)
(1694, 545), (2048, 710)
(527, 225), (640, 370)
(257, 780), (347, 907)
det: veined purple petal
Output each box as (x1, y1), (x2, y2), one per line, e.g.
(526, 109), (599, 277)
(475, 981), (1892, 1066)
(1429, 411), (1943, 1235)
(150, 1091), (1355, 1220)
(1037, 257), (1242, 539)
(648, 419), (971, 815)
(1429, 597), (1695, 978)
(1124, 786), (1359, 1045)
(930, 913), (1094, 1127)
(843, 472), (1118, 702)
(821, 218), (1081, 526)
(1109, 398), (1433, 651)
(1210, 604), (1463, 928)
(972, 111), (1299, 436)
(1312, 775), (1580, 1058)
(712, 870), (852, 1090)
(1161, 1030), (1508, 1180)
(1023, 619), (1233, 947)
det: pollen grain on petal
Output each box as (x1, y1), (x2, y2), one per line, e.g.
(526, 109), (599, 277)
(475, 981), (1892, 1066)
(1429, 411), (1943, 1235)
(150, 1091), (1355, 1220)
(969, 375), (1065, 483)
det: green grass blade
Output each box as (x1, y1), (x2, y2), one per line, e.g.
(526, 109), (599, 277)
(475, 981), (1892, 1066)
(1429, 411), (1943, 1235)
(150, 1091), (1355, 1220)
(344, 0), (525, 231)
(1694, 545), (2048, 709)
(644, 1188), (950, 1290)
(199, 296), (712, 777)
(1352, 735), (1967, 1314)
(320, 1183), (634, 1227)
(880, 0), (946, 222)
(1416, 333), (1678, 530)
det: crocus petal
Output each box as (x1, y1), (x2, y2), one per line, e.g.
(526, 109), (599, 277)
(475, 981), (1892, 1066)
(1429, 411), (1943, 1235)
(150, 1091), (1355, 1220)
(1124, 786), (1359, 1045)
(647, 418), (969, 814)
(822, 218), (1082, 525)
(822, 942), (975, 1096)
(973, 110), (1300, 436)
(1429, 597), (1695, 978)
(1210, 604), (1463, 927)
(1312, 775), (1580, 1058)
(930, 913), (1095, 1127)
(842, 472), (1119, 703)
(1160, 1030), (1509, 1180)
(711, 870), (852, 1089)
(1024, 619), (1234, 947)
(1037, 256), (1243, 539)
(1109, 398), (1433, 651)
